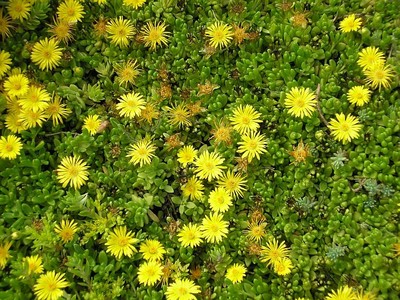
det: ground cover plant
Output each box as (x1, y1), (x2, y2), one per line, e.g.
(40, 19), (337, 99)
(0, 0), (399, 299)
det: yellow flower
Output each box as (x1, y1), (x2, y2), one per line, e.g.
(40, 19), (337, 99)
(181, 177), (204, 200)
(116, 92), (146, 118)
(284, 87), (316, 118)
(211, 119), (233, 145)
(328, 113), (362, 144)
(357, 47), (385, 71)
(355, 290), (376, 300)
(92, 0), (108, 5)
(31, 38), (63, 71)
(166, 278), (200, 300)
(57, 0), (84, 23)
(137, 260), (163, 286)
(105, 226), (138, 259)
(217, 170), (247, 199)
(237, 131), (268, 162)
(18, 86), (51, 112)
(0, 50), (12, 78)
(127, 138), (157, 167)
(200, 213), (229, 243)
(139, 239), (166, 261)
(178, 223), (203, 248)
(123, 0), (146, 9)
(0, 135), (23, 160)
(24, 255), (44, 275)
(260, 238), (290, 267)
(194, 150), (226, 181)
(326, 286), (357, 300)
(141, 21), (170, 50)
(0, 9), (13, 39)
(3, 74), (29, 97)
(205, 21), (233, 49)
(49, 18), (73, 43)
(45, 95), (71, 126)
(7, 0), (31, 21)
(226, 263), (247, 284)
(208, 187), (233, 213)
(83, 115), (101, 135)
(115, 59), (140, 86)
(106, 17), (135, 48)
(19, 109), (48, 128)
(273, 257), (293, 276)
(364, 64), (394, 90)
(56, 156), (89, 189)
(5, 113), (26, 133)
(245, 220), (267, 243)
(177, 145), (198, 167)
(33, 271), (69, 300)
(347, 86), (371, 106)
(166, 103), (192, 127)
(0, 242), (12, 269)
(54, 219), (78, 243)
(339, 14), (362, 32)
(139, 102), (160, 124)
(229, 104), (262, 135)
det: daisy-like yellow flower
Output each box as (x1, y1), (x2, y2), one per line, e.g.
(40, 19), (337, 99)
(54, 219), (78, 243)
(105, 226), (139, 259)
(31, 38), (63, 71)
(140, 239), (166, 261)
(19, 109), (48, 128)
(217, 170), (247, 199)
(141, 21), (170, 50)
(0, 135), (23, 160)
(194, 150), (226, 181)
(229, 104), (262, 135)
(57, 0), (84, 23)
(347, 86), (371, 106)
(273, 257), (293, 276)
(123, 0), (146, 9)
(284, 87), (316, 118)
(24, 255), (44, 275)
(211, 119), (233, 145)
(177, 145), (198, 167)
(166, 278), (200, 300)
(339, 14), (362, 32)
(139, 102), (160, 124)
(115, 59), (140, 86)
(326, 286), (357, 300)
(0, 50), (12, 78)
(137, 260), (163, 286)
(56, 156), (89, 189)
(355, 290), (376, 300)
(181, 177), (204, 200)
(116, 92), (146, 118)
(208, 187), (233, 213)
(200, 213), (229, 244)
(261, 238), (290, 267)
(178, 223), (203, 248)
(357, 47), (385, 71)
(3, 74), (29, 97)
(328, 113), (362, 144)
(48, 18), (73, 44)
(166, 103), (192, 127)
(0, 9), (13, 40)
(364, 64), (394, 90)
(33, 271), (69, 300)
(237, 131), (268, 162)
(127, 138), (157, 167)
(7, 0), (31, 21)
(205, 21), (233, 49)
(18, 86), (51, 112)
(83, 115), (101, 135)
(5, 113), (26, 133)
(0, 242), (12, 269)
(106, 17), (135, 48)
(226, 263), (247, 284)
(245, 220), (267, 243)
(45, 95), (71, 126)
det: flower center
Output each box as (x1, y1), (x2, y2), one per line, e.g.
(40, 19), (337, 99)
(177, 287), (188, 296)
(209, 224), (219, 233)
(295, 98), (305, 108)
(340, 123), (350, 132)
(47, 282), (57, 291)
(248, 140), (257, 149)
(148, 246), (157, 254)
(67, 8), (75, 17)
(13, 83), (21, 90)
(375, 70), (384, 80)
(43, 50), (52, 59)
(68, 166), (79, 177)
(118, 237), (129, 247)
(5, 144), (13, 152)
(241, 116), (250, 125)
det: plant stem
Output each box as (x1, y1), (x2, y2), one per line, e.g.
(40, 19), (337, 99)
(315, 84), (329, 127)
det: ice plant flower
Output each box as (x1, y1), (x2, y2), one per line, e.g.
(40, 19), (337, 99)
(273, 257), (293, 276)
(177, 145), (198, 167)
(208, 187), (233, 213)
(181, 177), (204, 200)
(326, 286), (357, 300)
(245, 220), (267, 242)
(284, 87), (316, 118)
(237, 131), (268, 162)
(0, 242), (12, 269)
(54, 219), (78, 243)
(83, 115), (101, 135)
(166, 103), (192, 127)
(24, 255), (44, 275)
(137, 261), (163, 286)
(115, 59), (140, 86)
(141, 21), (170, 50)
(194, 150), (226, 181)
(31, 38), (63, 71)
(347, 86), (371, 106)
(200, 213), (229, 243)
(7, 0), (31, 21)
(205, 21), (233, 49)
(123, 0), (146, 9)
(18, 86), (51, 112)
(56, 156), (89, 189)
(364, 64), (394, 90)
(0, 50), (12, 78)
(140, 240), (166, 261)
(328, 113), (362, 144)
(116, 92), (146, 118)
(357, 47), (385, 71)
(105, 226), (138, 259)
(226, 263), (247, 284)
(33, 271), (68, 300)
(106, 17), (135, 48)
(165, 278), (200, 300)
(339, 14), (362, 32)
(261, 238), (290, 267)
(49, 18), (73, 43)
(127, 139), (157, 167)
(0, 135), (22, 160)
(5, 113), (26, 133)
(0, 9), (13, 39)
(217, 170), (247, 199)
(178, 223), (203, 248)
(45, 95), (71, 126)
(3, 74), (29, 97)
(19, 109), (48, 129)
(229, 104), (262, 135)
(57, 0), (84, 23)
